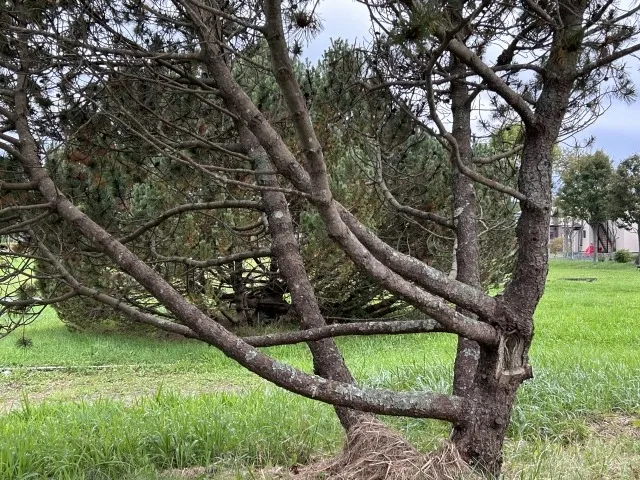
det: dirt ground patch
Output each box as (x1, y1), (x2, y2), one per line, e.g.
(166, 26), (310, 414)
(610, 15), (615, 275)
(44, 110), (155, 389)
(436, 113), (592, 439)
(588, 413), (640, 439)
(161, 466), (291, 479)
(163, 415), (640, 480)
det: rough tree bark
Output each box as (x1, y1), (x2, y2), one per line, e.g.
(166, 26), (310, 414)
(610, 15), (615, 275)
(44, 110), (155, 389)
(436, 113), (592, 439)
(239, 124), (371, 429)
(448, 13), (482, 401)
(448, 2), (589, 470)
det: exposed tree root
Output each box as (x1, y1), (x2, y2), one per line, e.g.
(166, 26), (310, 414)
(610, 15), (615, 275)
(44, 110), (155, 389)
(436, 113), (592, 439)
(297, 419), (479, 479)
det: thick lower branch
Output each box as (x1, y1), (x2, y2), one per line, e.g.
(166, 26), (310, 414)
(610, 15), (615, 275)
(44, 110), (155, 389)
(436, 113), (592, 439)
(0, 291), (77, 310)
(338, 206), (498, 321)
(0, 203), (51, 216)
(0, 181), (37, 191)
(240, 122), (367, 427)
(243, 319), (448, 347)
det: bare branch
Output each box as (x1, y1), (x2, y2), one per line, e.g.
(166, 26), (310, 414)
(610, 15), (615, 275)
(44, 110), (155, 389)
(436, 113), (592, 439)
(375, 147), (454, 229)
(0, 105), (16, 122)
(446, 38), (537, 127)
(0, 132), (20, 146)
(243, 319), (448, 347)
(118, 200), (262, 245)
(584, 0), (622, 31)
(0, 291), (77, 310)
(576, 43), (640, 78)
(7, 25), (203, 62)
(0, 181), (37, 191)
(522, 0), (558, 27)
(150, 246), (273, 268)
(0, 212), (52, 235)
(0, 202), (52, 216)
(422, 48), (528, 202)
(34, 236), (202, 339)
(181, 0), (265, 32)
(473, 146), (524, 165)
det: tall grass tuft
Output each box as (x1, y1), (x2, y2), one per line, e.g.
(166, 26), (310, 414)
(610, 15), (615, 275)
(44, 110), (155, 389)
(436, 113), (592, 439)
(0, 390), (341, 479)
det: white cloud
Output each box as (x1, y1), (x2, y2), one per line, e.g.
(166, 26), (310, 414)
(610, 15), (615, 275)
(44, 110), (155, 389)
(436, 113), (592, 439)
(304, 0), (371, 61)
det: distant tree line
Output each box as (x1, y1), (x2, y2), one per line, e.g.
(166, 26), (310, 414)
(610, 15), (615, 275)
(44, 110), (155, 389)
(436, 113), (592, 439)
(556, 150), (640, 260)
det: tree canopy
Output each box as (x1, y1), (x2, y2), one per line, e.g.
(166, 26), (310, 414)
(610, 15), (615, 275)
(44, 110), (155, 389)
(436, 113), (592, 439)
(556, 150), (613, 225)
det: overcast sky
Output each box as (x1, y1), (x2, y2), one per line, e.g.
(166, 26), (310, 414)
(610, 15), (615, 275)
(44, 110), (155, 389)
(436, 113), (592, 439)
(302, 1), (640, 164)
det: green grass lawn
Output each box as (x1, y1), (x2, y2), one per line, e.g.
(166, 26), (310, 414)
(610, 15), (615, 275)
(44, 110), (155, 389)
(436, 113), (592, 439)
(0, 260), (639, 479)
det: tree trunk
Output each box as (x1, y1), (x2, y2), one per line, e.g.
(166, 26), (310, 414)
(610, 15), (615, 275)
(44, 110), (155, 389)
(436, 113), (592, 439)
(449, 52), (481, 400)
(241, 125), (370, 429)
(446, 7), (517, 472)
(451, 342), (530, 473)
(594, 223), (599, 262)
(450, 122), (556, 476)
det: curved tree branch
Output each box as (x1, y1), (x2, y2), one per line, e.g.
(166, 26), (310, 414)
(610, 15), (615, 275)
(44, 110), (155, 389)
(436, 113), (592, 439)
(473, 146), (523, 165)
(118, 200), (263, 245)
(576, 42), (640, 78)
(446, 38), (537, 127)
(150, 245), (273, 268)
(243, 319), (449, 347)
(375, 146), (454, 229)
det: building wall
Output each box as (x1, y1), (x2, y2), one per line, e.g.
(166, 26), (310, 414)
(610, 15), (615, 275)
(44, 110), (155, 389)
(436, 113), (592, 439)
(615, 226), (639, 253)
(578, 223), (638, 253)
(551, 221), (639, 255)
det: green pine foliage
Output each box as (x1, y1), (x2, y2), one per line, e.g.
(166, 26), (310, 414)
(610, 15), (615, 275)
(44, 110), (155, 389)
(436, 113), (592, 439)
(610, 154), (640, 234)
